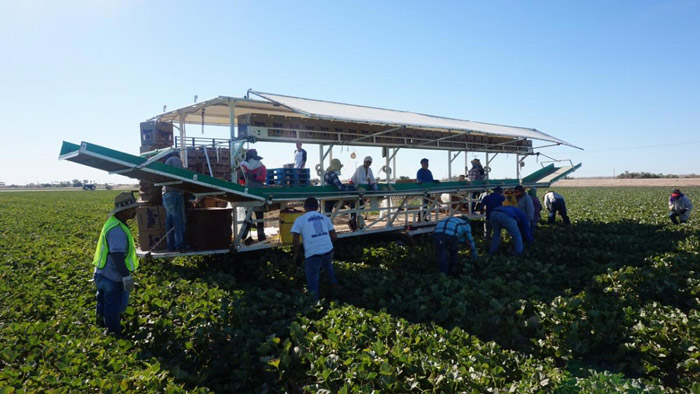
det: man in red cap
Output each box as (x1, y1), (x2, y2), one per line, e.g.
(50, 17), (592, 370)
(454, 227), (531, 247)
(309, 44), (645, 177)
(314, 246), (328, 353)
(669, 189), (692, 224)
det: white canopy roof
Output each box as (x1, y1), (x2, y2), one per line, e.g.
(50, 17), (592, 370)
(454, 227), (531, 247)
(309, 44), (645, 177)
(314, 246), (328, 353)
(250, 91), (579, 149)
(152, 91), (580, 149)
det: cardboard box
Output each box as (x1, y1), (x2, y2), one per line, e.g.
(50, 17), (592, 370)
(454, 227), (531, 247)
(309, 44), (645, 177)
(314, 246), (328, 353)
(138, 228), (167, 251)
(136, 206), (166, 231)
(140, 121), (174, 146)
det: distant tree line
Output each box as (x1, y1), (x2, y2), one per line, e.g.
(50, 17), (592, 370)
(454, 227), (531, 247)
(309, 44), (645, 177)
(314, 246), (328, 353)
(616, 171), (699, 179)
(1, 179), (116, 189)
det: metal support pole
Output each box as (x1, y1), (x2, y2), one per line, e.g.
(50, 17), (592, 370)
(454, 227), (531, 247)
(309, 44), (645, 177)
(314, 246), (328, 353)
(319, 144), (325, 186)
(485, 152), (490, 180)
(178, 112), (186, 163)
(465, 150), (469, 177)
(392, 148), (397, 183)
(516, 154), (521, 182)
(228, 100), (236, 181)
(447, 150), (452, 180)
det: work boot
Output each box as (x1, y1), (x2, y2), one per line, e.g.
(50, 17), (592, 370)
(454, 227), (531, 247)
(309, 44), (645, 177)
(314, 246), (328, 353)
(96, 313), (105, 328)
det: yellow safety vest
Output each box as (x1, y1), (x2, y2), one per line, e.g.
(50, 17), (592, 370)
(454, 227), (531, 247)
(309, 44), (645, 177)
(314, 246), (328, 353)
(93, 216), (139, 272)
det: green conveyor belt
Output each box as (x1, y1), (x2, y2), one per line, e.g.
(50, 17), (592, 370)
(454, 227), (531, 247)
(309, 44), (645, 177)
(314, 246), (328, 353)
(59, 141), (579, 203)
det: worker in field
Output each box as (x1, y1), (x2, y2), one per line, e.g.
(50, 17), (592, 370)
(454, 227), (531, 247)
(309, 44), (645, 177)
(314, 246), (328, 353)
(292, 197), (340, 301)
(433, 215), (478, 276)
(488, 206), (533, 256)
(350, 156), (378, 191)
(528, 188), (543, 231)
(514, 185), (535, 229)
(543, 190), (571, 225)
(162, 152), (188, 251)
(93, 192), (140, 338)
(480, 186), (505, 243)
(238, 149), (267, 242)
(669, 189), (692, 224)
(294, 142), (307, 169)
(323, 158), (357, 231)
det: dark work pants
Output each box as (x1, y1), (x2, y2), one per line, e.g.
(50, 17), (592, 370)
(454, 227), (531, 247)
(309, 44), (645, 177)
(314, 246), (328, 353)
(433, 233), (459, 275)
(548, 200), (570, 225)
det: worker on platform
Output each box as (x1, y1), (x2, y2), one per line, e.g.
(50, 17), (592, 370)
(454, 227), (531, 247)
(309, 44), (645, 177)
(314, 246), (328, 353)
(529, 188), (543, 231)
(416, 158), (435, 184)
(433, 215), (478, 276)
(514, 185), (535, 230)
(294, 142), (307, 169)
(480, 186), (505, 243)
(468, 158), (485, 181)
(669, 189), (692, 224)
(292, 197), (340, 301)
(350, 156), (378, 191)
(323, 158), (357, 231)
(93, 192), (140, 338)
(162, 152), (188, 251)
(416, 158), (438, 220)
(489, 206), (533, 256)
(543, 190), (571, 225)
(238, 149), (267, 242)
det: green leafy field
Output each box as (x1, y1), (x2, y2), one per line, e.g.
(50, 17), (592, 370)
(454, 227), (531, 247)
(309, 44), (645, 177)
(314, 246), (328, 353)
(1, 188), (699, 392)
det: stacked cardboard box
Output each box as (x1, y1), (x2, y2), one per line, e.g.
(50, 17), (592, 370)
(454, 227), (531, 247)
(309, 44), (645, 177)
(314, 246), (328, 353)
(185, 146), (231, 180)
(136, 206), (167, 251)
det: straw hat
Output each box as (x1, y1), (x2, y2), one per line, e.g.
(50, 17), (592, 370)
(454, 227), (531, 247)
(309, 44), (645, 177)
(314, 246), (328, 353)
(326, 158), (344, 173)
(110, 192), (140, 215)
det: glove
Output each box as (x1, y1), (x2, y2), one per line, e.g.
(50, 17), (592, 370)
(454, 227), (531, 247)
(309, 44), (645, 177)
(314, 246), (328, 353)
(122, 276), (135, 292)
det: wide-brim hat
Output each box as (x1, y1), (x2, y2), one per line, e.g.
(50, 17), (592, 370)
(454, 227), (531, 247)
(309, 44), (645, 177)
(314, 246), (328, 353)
(326, 158), (344, 173)
(110, 192), (140, 215)
(246, 149), (263, 160)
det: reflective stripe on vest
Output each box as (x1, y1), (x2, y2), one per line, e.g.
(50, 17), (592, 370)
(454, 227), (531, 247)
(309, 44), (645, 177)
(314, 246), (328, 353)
(92, 216), (139, 272)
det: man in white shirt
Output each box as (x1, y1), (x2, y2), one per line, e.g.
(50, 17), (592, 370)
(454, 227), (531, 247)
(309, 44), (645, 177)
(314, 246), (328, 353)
(294, 142), (307, 169)
(291, 197), (339, 301)
(350, 156), (378, 191)
(543, 191), (571, 225)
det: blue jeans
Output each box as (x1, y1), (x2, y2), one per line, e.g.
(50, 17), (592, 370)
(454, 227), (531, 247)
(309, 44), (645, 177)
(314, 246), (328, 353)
(95, 274), (129, 335)
(163, 191), (186, 250)
(548, 200), (570, 224)
(669, 211), (688, 224)
(489, 211), (524, 256)
(305, 250), (338, 301)
(433, 233), (459, 275)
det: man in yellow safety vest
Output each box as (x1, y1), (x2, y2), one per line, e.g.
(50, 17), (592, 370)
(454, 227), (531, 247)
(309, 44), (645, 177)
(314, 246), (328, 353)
(93, 192), (140, 337)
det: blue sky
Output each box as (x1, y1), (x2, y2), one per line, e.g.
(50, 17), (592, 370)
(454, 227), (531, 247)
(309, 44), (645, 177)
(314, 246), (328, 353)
(1, 0), (698, 185)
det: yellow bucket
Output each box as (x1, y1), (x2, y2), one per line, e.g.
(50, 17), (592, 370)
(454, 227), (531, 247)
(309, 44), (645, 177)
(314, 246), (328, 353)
(279, 209), (304, 244)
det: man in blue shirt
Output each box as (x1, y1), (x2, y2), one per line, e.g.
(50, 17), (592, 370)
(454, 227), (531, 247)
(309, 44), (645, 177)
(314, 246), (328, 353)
(480, 186), (505, 243)
(433, 215), (478, 276)
(416, 158), (438, 221)
(488, 206), (534, 256)
(416, 158), (434, 184)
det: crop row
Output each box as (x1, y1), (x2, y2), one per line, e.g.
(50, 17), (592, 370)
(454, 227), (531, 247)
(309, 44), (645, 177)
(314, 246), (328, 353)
(0, 187), (698, 392)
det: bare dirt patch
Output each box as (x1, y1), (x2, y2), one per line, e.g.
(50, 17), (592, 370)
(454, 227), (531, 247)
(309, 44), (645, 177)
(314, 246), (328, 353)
(556, 178), (700, 187)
